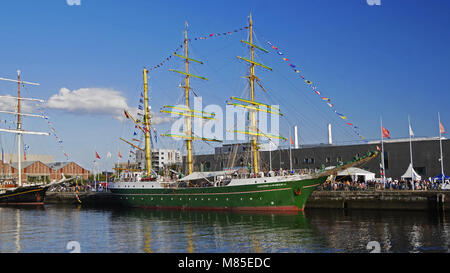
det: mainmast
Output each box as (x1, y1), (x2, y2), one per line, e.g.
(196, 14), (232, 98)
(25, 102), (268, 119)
(183, 27), (193, 175)
(230, 14), (285, 175)
(143, 68), (152, 176)
(248, 14), (259, 174)
(162, 22), (221, 176)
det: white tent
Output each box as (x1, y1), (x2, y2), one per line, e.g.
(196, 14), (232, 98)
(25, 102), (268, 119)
(336, 167), (376, 181)
(400, 163), (421, 181)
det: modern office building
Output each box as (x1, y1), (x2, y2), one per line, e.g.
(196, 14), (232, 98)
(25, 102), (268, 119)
(190, 137), (449, 180)
(135, 149), (182, 171)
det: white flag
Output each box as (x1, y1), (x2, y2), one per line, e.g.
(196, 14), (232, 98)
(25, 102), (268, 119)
(409, 124), (414, 137)
(107, 152), (112, 159)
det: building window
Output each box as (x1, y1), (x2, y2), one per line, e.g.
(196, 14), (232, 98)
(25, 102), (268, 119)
(337, 156), (342, 163)
(310, 158), (315, 164)
(304, 158), (309, 164)
(383, 152), (389, 170)
(326, 157), (331, 163)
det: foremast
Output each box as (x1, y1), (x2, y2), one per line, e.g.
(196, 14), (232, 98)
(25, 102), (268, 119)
(143, 68), (152, 176)
(121, 68), (153, 177)
(161, 23), (221, 175)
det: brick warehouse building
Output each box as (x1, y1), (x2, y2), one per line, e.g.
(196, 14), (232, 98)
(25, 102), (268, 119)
(189, 138), (449, 180)
(0, 161), (90, 182)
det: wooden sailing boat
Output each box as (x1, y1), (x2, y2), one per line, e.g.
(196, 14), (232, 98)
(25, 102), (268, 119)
(0, 70), (72, 205)
(110, 15), (379, 212)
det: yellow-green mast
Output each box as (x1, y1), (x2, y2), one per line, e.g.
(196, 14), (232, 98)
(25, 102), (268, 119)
(248, 14), (259, 174)
(143, 68), (152, 176)
(162, 23), (221, 176)
(230, 14), (286, 174)
(183, 27), (194, 175)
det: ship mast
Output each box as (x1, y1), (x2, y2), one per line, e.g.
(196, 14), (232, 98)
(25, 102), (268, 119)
(162, 22), (221, 176)
(17, 70), (23, 186)
(183, 27), (193, 175)
(143, 68), (152, 176)
(248, 14), (259, 174)
(230, 14), (286, 175)
(0, 70), (48, 187)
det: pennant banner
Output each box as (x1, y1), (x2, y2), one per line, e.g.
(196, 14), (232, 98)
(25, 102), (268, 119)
(148, 26), (249, 71)
(266, 40), (368, 143)
(36, 104), (70, 161)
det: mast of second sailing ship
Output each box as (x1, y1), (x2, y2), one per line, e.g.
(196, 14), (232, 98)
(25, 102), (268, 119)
(143, 68), (152, 176)
(0, 70), (47, 187)
(17, 70), (23, 186)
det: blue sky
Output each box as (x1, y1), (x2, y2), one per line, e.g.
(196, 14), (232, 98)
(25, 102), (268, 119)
(0, 0), (449, 172)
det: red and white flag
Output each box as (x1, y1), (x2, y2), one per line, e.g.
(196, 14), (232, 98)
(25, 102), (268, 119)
(95, 151), (101, 159)
(118, 151), (122, 158)
(382, 127), (390, 139)
(440, 122), (446, 134)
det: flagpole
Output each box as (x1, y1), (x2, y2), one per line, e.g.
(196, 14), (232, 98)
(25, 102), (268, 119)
(380, 117), (386, 183)
(438, 112), (444, 182)
(289, 129), (292, 172)
(408, 115), (414, 190)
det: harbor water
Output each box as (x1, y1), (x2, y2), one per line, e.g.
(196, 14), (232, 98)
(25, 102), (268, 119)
(0, 205), (449, 253)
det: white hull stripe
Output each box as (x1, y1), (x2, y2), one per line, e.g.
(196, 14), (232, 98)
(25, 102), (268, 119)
(113, 187), (293, 196)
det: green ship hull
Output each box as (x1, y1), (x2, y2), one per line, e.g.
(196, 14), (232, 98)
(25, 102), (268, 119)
(110, 176), (328, 212)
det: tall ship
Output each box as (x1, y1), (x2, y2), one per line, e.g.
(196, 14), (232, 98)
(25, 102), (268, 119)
(109, 15), (378, 212)
(0, 70), (71, 204)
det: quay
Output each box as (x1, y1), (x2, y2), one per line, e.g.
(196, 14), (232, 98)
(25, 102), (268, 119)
(45, 190), (448, 211)
(45, 192), (119, 206)
(307, 190), (447, 211)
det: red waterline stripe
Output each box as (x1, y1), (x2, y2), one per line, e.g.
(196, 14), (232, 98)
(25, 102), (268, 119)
(0, 202), (44, 205)
(118, 187), (292, 196)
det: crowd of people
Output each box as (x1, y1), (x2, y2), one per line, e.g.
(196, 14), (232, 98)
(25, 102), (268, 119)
(319, 179), (447, 191)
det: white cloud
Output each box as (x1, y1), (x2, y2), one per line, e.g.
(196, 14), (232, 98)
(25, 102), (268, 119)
(45, 87), (172, 124)
(0, 95), (35, 113)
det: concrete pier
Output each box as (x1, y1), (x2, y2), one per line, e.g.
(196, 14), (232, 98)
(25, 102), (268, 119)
(306, 190), (447, 211)
(45, 192), (119, 206)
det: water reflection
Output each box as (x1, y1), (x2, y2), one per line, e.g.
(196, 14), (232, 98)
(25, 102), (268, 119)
(305, 209), (450, 253)
(0, 205), (449, 253)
